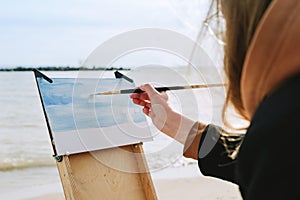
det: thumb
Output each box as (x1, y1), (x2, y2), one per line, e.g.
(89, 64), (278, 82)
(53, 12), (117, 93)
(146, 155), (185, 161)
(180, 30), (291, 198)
(140, 84), (160, 98)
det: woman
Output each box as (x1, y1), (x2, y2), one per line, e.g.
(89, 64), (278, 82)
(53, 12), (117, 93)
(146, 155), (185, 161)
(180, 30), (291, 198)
(130, 0), (300, 199)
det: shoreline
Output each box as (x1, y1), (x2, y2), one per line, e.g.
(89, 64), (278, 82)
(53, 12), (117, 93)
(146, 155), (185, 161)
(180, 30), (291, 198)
(0, 67), (130, 72)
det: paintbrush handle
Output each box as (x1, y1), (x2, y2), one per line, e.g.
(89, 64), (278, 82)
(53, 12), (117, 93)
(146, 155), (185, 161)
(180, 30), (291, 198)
(120, 84), (225, 94)
(120, 86), (183, 94)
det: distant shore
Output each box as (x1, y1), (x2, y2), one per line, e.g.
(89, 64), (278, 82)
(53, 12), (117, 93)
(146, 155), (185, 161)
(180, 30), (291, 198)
(0, 66), (130, 72)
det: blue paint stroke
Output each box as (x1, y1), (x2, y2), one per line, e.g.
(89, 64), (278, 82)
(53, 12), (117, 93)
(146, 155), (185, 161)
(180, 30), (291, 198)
(37, 77), (147, 132)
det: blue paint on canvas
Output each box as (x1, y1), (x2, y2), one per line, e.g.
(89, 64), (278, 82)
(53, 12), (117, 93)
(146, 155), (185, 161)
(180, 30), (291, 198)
(37, 77), (146, 132)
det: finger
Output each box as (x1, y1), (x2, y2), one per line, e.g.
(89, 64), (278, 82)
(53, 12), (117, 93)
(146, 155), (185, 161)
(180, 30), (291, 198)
(132, 98), (141, 105)
(140, 84), (160, 99)
(130, 93), (139, 99)
(145, 103), (151, 109)
(130, 85), (143, 98)
(131, 92), (150, 101)
(132, 98), (151, 107)
(130, 89), (150, 101)
(138, 92), (150, 101)
(139, 100), (149, 107)
(132, 98), (145, 106)
(143, 107), (150, 116)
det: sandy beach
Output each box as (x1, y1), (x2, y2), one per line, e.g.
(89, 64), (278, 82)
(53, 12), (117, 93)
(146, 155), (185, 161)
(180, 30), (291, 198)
(154, 176), (241, 200)
(22, 164), (242, 200)
(26, 176), (241, 200)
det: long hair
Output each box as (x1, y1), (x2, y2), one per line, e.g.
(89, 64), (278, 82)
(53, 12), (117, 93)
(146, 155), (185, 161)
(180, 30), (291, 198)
(211, 0), (273, 126)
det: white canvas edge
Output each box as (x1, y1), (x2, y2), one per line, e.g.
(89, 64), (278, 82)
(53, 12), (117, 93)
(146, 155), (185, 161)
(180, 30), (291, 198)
(52, 121), (153, 156)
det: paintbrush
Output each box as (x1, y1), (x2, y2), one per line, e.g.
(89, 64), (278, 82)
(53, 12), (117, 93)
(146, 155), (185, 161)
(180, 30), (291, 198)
(90, 83), (226, 96)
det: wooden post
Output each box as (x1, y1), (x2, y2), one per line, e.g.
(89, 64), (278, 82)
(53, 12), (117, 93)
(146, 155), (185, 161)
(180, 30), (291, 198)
(56, 143), (157, 200)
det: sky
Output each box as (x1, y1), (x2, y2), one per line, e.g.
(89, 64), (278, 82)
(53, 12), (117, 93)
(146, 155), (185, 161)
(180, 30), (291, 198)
(0, 0), (209, 67)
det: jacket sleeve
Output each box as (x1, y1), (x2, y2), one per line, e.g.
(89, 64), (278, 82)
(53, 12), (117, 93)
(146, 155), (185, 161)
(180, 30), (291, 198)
(184, 123), (243, 184)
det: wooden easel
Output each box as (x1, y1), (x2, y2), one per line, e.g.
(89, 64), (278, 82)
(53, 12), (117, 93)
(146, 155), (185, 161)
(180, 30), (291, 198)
(56, 143), (157, 200)
(33, 69), (157, 200)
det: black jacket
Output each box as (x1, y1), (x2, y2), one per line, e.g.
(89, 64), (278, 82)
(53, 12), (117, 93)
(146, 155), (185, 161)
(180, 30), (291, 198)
(198, 74), (300, 199)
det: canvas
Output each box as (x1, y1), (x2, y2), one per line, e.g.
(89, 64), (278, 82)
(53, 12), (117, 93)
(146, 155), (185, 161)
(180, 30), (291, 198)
(34, 70), (152, 156)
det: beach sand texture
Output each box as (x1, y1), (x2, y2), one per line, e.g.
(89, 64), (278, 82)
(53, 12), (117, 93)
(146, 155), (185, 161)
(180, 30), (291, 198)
(27, 176), (242, 200)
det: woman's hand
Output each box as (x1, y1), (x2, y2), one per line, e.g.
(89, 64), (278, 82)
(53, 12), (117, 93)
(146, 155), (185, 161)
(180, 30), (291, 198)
(130, 84), (195, 144)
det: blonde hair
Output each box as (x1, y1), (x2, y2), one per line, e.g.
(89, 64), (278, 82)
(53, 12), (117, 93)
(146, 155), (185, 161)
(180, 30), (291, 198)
(215, 0), (272, 127)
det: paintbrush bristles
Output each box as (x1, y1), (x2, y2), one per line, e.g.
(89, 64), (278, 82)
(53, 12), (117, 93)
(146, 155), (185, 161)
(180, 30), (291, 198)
(189, 83), (226, 89)
(98, 91), (121, 95)
(88, 91), (120, 99)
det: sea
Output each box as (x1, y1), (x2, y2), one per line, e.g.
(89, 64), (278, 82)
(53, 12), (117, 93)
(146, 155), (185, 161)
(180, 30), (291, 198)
(0, 68), (237, 199)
